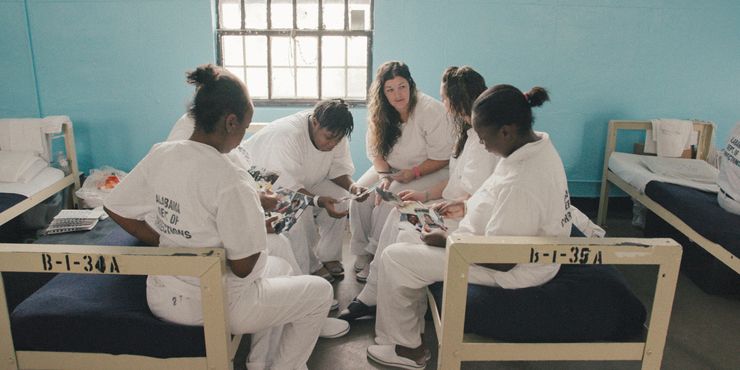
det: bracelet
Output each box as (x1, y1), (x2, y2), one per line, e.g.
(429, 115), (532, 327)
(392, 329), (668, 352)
(413, 166), (421, 179)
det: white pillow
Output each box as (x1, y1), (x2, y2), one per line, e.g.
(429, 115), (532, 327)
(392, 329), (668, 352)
(0, 151), (49, 183)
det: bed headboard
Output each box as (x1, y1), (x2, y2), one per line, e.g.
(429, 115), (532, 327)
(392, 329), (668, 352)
(603, 120), (714, 163)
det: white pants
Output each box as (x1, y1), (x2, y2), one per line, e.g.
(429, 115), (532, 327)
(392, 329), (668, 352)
(147, 256), (332, 370)
(349, 167), (449, 256)
(357, 206), (460, 306)
(374, 243), (500, 348)
(718, 189), (740, 216)
(285, 179), (349, 274)
(266, 234), (301, 275)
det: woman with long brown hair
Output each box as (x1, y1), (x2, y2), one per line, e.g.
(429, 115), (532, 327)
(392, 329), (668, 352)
(349, 61), (454, 282)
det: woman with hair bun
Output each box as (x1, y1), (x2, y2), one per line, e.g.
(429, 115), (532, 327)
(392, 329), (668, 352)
(105, 64), (345, 369)
(367, 84), (574, 369)
(349, 61), (455, 282)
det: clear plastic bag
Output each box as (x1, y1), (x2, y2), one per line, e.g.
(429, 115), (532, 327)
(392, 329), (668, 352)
(75, 166), (127, 208)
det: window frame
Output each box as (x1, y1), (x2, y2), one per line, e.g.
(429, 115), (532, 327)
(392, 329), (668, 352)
(216, 0), (374, 107)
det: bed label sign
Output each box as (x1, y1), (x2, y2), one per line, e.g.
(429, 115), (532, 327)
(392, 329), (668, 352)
(529, 247), (603, 264)
(41, 253), (120, 273)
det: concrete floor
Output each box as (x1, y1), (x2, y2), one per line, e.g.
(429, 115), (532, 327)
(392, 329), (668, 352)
(240, 209), (740, 369)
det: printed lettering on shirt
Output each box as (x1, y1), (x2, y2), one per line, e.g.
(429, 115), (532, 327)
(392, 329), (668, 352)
(560, 189), (572, 227)
(155, 194), (192, 239)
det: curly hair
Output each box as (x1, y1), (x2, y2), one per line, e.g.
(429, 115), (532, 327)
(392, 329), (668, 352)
(367, 61), (418, 159)
(442, 66), (487, 158)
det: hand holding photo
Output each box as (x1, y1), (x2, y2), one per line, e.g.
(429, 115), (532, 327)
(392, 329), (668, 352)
(247, 166), (280, 191)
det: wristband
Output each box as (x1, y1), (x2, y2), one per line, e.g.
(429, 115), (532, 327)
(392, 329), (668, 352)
(413, 166), (421, 179)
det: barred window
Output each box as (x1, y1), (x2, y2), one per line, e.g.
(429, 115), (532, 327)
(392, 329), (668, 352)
(217, 0), (373, 105)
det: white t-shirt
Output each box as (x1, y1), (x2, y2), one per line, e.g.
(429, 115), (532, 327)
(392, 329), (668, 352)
(166, 114), (195, 141)
(718, 122), (740, 204)
(166, 113), (253, 166)
(453, 131), (573, 289)
(105, 140), (267, 295)
(366, 92), (455, 169)
(241, 111), (354, 191)
(442, 128), (499, 200)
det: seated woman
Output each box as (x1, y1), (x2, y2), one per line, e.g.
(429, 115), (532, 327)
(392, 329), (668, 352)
(367, 84), (574, 369)
(104, 65), (346, 369)
(350, 61), (455, 281)
(340, 66), (499, 320)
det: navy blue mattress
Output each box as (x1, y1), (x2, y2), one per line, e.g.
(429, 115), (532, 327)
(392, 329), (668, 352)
(0, 193), (29, 242)
(9, 219), (207, 357)
(429, 264), (646, 342)
(0, 192), (26, 213)
(644, 181), (740, 295)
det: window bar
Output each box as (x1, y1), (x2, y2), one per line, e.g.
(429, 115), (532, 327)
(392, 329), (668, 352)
(344, 0), (349, 31)
(343, 0), (349, 97)
(367, 0), (374, 98)
(240, 0), (246, 29)
(317, 0), (323, 99)
(344, 38), (349, 98)
(293, 0), (298, 98)
(266, 0), (273, 99)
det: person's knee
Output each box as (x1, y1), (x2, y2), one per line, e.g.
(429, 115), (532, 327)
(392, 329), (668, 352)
(306, 275), (333, 301)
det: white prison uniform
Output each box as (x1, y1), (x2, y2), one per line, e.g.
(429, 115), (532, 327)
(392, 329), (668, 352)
(717, 122), (740, 215)
(241, 111), (354, 273)
(165, 113), (301, 273)
(104, 141), (331, 370)
(358, 129), (499, 305)
(350, 92), (455, 257)
(374, 131), (574, 348)
(166, 113), (195, 141)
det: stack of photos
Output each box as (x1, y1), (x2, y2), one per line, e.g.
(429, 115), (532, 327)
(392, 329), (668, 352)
(247, 166), (280, 191)
(270, 188), (311, 234)
(375, 188), (447, 232)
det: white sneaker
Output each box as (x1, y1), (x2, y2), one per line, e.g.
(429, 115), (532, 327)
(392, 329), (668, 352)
(354, 254), (373, 272)
(319, 318), (350, 338)
(367, 344), (427, 369)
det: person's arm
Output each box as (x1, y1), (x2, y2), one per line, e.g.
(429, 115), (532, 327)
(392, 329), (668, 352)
(104, 207), (160, 246)
(391, 158), (449, 184)
(228, 253), (262, 278)
(331, 174), (370, 202)
(296, 187), (348, 219)
(399, 178), (448, 202)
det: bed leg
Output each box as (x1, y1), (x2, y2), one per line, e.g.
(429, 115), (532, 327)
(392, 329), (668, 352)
(597, 179), (610, 226)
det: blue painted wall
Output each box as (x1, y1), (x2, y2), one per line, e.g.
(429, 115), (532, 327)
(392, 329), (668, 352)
(3, 0), (739, 196)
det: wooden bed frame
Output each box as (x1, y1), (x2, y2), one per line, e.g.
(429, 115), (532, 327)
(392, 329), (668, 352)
(428, 236), (682, 370)
(596, 120), (738, 274)
(0, 243), (240, 370)
(0, 121), (81, 226)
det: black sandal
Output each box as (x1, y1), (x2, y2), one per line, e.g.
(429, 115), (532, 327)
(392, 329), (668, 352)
(338, 298), (376, 321)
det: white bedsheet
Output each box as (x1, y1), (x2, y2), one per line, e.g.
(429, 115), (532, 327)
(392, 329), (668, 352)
(0, 167), (65, 197)
(609, 152), (719, 193)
